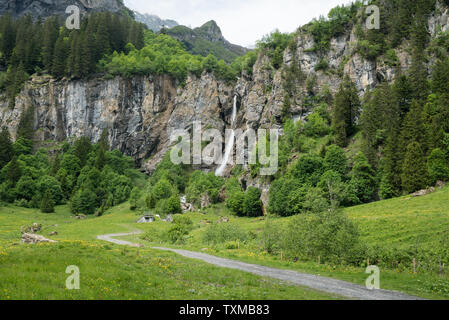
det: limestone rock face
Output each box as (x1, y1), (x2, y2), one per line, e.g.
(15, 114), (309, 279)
(0, 73), (234, 169)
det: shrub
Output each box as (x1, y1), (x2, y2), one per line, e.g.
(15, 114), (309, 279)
(356, 40), (383, 61)
(226, 189), (246, 216)
(260, 219), (282, 254)
(282, 210), (362, 264)
(129, 187), (142, 210)
(243, 187), (263, 217)
(428, 148), (449, 183)
(384, 49), (400, 67)
(165, 215), (194, 244)
(167, 223), (189, 244)
(37, 175), (64, 205)
(186, 171), (224, 208)
(291, 154), (324, 186)
(155, 195), (182, 216)
(324, 145), (348, 177)
(203, 223), (248, 245)
(314, 58), (329, 71)
(173, 215), (193, 226)
(257, 30), (293, 69)
(151, 178), (173, 202)
(304, 112), (330, 137)
(268, 176), (304, 216)
(40, 191), (55, 213)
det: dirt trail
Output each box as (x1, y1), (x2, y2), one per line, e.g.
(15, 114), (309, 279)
(97, 231), (423, 300)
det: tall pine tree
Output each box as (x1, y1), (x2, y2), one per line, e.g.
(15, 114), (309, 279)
(401, 141), (429, 193)
(0, 127), (14, 169)
(332, 75), (360, 147)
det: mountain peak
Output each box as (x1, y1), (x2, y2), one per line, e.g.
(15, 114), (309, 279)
(134, 11), (179, 32)
(194, 20), (224, 43)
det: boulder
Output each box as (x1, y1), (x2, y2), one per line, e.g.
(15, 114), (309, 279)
(217, 216), (229, 224)
(412, 187), (436, 197)
(21, 233), (57, 244)
(436, 180), (446, 189)
(21, 223), (42, 234)
(200, 194), (211, 209)
(180, 195), (193, 213)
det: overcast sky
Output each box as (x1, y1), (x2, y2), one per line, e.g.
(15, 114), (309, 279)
(124, 0), (355, 47)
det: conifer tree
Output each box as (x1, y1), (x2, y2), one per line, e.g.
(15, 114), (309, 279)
(95, 14), (111, 61)
(40, 190), (55, 213)
(6, 156), (21, 186)
(408, 5), (430, 102)
(42, 17), (60, 72)
(399, 100), (425, 154)
(381, 130), (402, 197)
(360, 83), (392, 166)
(401, 141), (429, 194)
(74, 137), (92, 167)
(0, 127), (14, 169)
(392, 74), (412, 118)
(95, 144), (107, 170)
(332, 76), (360, 147)
(52, 34), (68, 78)
(0, 14), (16, 64)
(350, 152), (377, 203)
(17, 106), (35, 141)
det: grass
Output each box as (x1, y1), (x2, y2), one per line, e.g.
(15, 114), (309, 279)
(134, 187), (449, 300)
(0, 203), (340, 300)
(345, 188), (449, 249)
(1, 186), (448, 300)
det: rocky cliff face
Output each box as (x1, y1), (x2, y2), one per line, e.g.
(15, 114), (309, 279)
(0, 73), (233, 169)
(0, 0), (129, 19)
(1, 2), (447, 179)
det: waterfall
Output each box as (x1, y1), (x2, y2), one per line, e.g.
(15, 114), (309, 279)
(215, 95), (237, 176)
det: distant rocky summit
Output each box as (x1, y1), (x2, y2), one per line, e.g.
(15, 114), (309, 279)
(134, 11), (178, 32)
(0, 0), (131, 19)
(162, 20), (248, 62)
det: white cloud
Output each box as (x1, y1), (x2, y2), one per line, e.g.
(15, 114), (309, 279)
(125, 0), (355, 47)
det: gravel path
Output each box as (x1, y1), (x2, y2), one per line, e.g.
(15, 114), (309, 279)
(97, 231), (422, 300)
(96, 231), (143, 247)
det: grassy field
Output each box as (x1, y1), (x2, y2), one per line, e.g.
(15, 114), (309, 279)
(345, 188), (449, 250)
(0, 186), (448, 300)
(0, 204), (340, 300)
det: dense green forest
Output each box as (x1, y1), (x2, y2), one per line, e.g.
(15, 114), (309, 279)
(0, 12), (146, 107)
(0, 111), (143, 215)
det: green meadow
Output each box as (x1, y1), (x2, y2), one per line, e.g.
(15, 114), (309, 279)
(0, 186), (448, 300)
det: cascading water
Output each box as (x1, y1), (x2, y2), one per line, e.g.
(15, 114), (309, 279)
(215, 95), (237, 176)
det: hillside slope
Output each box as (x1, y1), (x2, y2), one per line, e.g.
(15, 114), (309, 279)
(345, 186), (449, 249)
